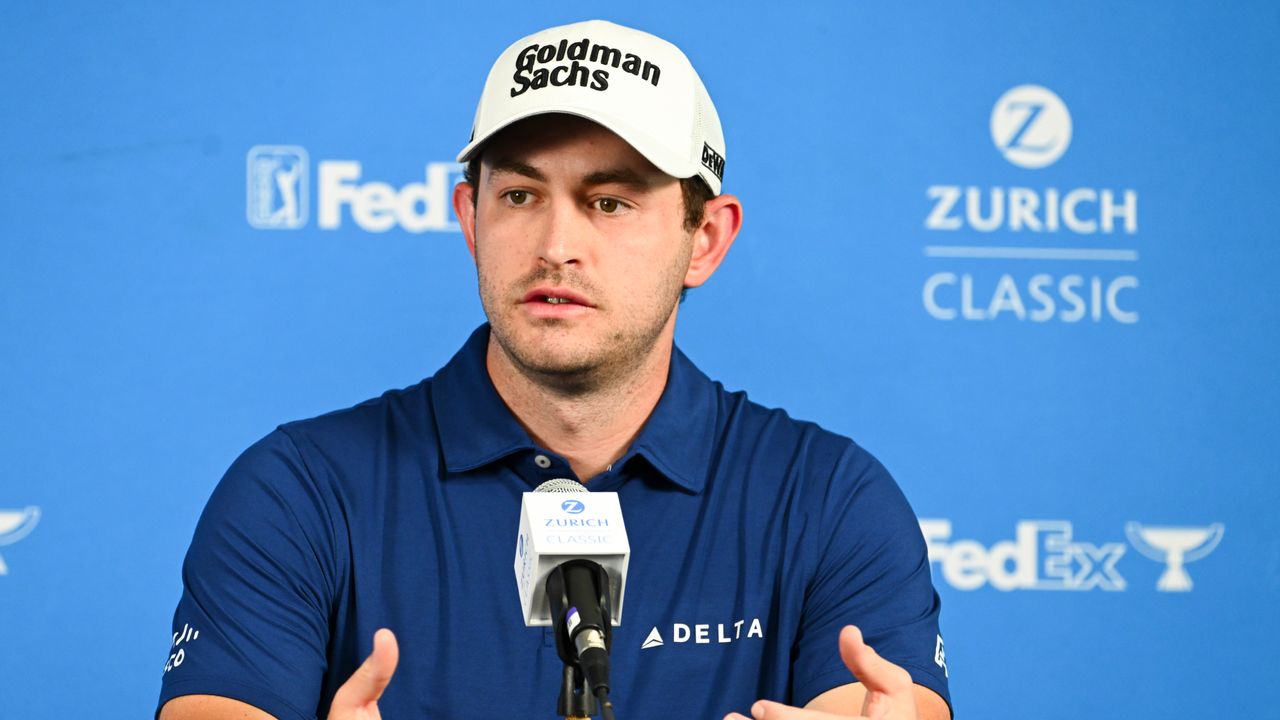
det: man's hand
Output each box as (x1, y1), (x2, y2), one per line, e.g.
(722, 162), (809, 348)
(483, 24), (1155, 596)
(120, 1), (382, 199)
(329, 628), (400, 720)
(723, 626), (919, 720)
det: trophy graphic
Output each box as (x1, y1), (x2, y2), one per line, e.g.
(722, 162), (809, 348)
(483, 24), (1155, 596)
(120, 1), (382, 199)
(1125, 522), (1223, 592)
(0, 506), (41, 575)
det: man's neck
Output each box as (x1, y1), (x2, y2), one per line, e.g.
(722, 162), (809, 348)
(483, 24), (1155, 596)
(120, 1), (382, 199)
(485, 334), (673, 483)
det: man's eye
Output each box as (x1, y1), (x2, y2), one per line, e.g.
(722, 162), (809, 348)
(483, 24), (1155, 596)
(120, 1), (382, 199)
(505, 190), (529, 205)
(596, 198), (622, 213)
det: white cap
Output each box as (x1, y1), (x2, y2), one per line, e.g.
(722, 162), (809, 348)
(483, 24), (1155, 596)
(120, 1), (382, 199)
(457, 19), (726, 195)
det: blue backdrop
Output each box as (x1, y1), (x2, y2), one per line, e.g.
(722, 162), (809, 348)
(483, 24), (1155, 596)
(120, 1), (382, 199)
(2, 1), (1278, 717)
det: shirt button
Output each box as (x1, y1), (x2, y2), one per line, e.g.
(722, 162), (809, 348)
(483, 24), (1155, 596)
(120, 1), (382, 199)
(534, 454), (552, 469)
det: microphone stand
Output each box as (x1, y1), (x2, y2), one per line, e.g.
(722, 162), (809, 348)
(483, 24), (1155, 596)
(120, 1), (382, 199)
(547, 560), (618, 720)
(558, 663), (596, 720)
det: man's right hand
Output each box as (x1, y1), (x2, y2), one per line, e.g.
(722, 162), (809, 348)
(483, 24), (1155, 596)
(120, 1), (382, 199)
(158, 629), (400, 720)
(328, 629), (400, 719)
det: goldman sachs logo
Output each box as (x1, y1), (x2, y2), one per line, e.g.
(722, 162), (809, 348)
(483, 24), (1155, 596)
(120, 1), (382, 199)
(246, 145), (465, 234)
(920, 85), (1142, 324)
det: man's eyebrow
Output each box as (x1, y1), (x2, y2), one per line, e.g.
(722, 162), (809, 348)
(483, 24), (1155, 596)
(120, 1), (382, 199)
(484, 160), (661, 191)
(486, 158), (546, 183)
(582, 167), (661, 191)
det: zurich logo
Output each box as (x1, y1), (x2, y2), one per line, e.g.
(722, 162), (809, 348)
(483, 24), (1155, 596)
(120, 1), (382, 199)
(990, 84), (1072, 169)
(561, 499), (585, 515)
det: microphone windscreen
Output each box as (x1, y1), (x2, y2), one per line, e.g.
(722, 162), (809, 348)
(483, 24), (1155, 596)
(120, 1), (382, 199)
(534, 478), (588, 493)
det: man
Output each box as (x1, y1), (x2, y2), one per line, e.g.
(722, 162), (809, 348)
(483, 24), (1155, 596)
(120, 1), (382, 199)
(158, 20), (951, 720)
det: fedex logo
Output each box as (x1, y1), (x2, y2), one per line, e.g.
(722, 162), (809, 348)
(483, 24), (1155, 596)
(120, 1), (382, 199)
(919, 519), (1126, 592)
(318, 160), (462, 232)
(246, 146), (464, 233)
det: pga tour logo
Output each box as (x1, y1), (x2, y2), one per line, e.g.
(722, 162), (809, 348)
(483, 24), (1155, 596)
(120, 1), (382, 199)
(246, 145), (463, 233)
(247, 146), (308, 229)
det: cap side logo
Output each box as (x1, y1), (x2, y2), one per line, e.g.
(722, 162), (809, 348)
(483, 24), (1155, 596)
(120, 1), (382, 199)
(701, 142), (725, 181)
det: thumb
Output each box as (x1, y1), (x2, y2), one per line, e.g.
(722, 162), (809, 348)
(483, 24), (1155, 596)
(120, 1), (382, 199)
(331, 628), (399, 714)
(838, 626), (913, 697)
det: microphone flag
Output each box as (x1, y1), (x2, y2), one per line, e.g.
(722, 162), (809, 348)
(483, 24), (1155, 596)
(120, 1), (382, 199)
(514, 489), (630, 626)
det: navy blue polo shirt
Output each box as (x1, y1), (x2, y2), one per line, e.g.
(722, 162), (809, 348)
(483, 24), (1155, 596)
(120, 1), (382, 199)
(158, 324), (950, 719)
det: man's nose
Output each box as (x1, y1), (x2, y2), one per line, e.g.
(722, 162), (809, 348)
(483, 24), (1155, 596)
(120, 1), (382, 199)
(537, 197), (586, 267)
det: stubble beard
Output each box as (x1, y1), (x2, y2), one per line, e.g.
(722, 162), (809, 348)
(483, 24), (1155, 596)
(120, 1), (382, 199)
(478, 246), (690, 396)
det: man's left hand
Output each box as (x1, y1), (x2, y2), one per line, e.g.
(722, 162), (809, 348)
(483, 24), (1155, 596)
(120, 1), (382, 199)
(723, 625), (921, 720)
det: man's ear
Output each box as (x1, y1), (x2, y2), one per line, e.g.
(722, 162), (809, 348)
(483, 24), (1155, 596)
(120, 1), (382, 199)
(684, 193), (743, 289)
(453, 180), (478, 260)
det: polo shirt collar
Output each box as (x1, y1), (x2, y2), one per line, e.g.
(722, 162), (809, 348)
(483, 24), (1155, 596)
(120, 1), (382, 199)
(431, 324), (716, 494)
(622, 341), (716, 494)
(432, 325), (537, 473)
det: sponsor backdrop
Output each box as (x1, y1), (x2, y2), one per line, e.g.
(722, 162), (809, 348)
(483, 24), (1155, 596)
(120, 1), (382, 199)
(1, 1), (1277, 718)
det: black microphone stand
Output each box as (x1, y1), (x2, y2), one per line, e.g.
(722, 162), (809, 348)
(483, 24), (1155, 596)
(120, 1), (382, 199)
(557, 663), (596, 720)
(547, 560), (618, 720)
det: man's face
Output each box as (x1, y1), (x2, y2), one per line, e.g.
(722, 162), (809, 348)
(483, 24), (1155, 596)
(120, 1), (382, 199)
(460, 115), (693, 388)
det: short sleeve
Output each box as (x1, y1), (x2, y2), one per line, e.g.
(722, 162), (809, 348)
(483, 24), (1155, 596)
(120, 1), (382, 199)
(791, 447), (951, 712)
(156, 429), (343, 720)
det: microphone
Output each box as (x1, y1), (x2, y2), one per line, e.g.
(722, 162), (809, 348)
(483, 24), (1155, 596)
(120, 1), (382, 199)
(515, 478), (630, 718)
(514, 478), (630, 626)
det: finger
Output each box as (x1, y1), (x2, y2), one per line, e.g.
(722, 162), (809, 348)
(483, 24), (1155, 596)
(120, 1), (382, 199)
(861, 689), (893, 720)
(331, 628), (400, 711)
(838, 626), (913, 696)
(749, 699), (860, 720)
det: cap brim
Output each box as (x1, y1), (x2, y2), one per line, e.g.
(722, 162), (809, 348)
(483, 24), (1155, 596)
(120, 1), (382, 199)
(457, 105), (699, 186)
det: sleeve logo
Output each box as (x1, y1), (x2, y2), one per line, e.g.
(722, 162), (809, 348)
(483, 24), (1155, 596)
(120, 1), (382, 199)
(934, 634), (948, 677)
(163, 623), (201, 674)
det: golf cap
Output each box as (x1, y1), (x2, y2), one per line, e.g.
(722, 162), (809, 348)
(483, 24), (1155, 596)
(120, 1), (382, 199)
(457, 19), (726, 195)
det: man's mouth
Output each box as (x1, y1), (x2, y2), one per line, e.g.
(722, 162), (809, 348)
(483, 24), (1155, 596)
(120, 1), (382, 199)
(522, 287), (594, 307)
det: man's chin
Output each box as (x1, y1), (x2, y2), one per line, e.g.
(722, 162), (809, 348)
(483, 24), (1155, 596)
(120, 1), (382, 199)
(511, 347), (602, 378)
(491, 325), (598, 371)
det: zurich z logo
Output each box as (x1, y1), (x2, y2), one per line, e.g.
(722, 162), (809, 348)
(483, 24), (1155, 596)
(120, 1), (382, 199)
(1001, 103), (1048, 152)
(561, 499), (585, 514)
(989, 85), (1072, 169)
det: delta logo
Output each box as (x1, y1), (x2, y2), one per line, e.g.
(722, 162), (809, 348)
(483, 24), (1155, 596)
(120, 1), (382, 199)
(640, 618), (764, 650)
